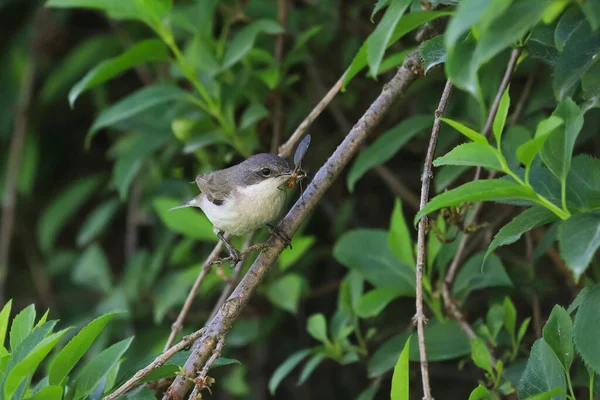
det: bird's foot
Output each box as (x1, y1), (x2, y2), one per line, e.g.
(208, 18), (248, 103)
(228, 248), (242, 268)
(267, 223), (292, 249)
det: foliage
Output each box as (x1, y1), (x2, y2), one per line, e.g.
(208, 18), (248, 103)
(2, 0), (600, 399)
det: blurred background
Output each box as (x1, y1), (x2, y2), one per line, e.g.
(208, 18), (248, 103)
(1, 0), (598, 399)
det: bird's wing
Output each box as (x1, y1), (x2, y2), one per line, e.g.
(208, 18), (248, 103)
(195, 172), (233, 205)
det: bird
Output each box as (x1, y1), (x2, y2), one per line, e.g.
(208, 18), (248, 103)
(170, 153), (301, 266)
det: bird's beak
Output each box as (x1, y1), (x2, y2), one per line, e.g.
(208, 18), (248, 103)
(169, 197), (198, 211)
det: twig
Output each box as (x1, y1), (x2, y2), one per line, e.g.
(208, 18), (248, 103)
(442, 48), (521, 345)
(0, 48), (36, 305)
(304, 57), (420, 210)
(413, 80), (453, 400)
(509, 71), (535, 126)
(103, 329), (206, 400)
(208, 233), (256, 322)
(164, 51), (424, 400)
(525, 232), (543, 337)
(270, 0), (287, 154)
(208, 242), (269, 266)
(278, 71), (347, 158)
(188, 337), (226, 399)
(163, 242), (224, 351)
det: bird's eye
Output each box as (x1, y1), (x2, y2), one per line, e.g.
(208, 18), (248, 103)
(261, 168), (272, 177)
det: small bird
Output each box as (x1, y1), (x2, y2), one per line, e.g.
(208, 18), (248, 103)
(170, 153), (303, 266)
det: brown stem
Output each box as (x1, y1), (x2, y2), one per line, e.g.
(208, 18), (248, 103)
(526, 232), (543, 338)
(304, 58), (420, 210)
(270, 0), (287, 154)
(509, 71), (535, 127)
(442, 48), (521, 353)
(0, 52), (36, 305)
(414, 80), (453, 400)
(163, 241), (224, 351)
(188, 337), (226, 398)
(103, 329), (206, 400)
(164, 51), (423, 400)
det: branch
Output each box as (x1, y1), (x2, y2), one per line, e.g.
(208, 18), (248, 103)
(278, 71), (347, 158)
(442, 48), (521, 346)
(304, 57), (420, 210)
(0, 43), (37, 305)
(188, 336), (226, 398)
(414, 80), (453, 400)
(103, 329), (206, 400)
(270, 0), (287, 153)
(163, 241), (224, 351)
(164, 51), (423, 400)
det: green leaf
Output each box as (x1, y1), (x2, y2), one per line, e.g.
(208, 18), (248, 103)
(0, 300), (12, 349)
(4, 329), (69, 400)
(10, 304), (36, 351)
(566, 155), (600, 210)
(388, 198), (415, 267)
(419, 35), (446, 74)
(504, 297), (517, 339)
(72, 244), (113, 294)
(27, 385), (64, 400)
(88, 85), (188, 145)
(486, 303), (505, 344)
(485, 206), (558, 261)
(297, 353), (325, 385)
(343, 10), (452, 88)
(433, 142), (503, 171)
(268, 348), (312, 395)
(73, 337), (134, 400)
(516, 116), (564, 171)
(518, 338), (567, 399)
(76, 198), (120, 247)
(239, 102), (269, 131)
(371, 0), (390, 21)
(334, 229), (415, 293)
(558, 212), (600, 281)
(526, 24), (560, 67)
(38, 175), (102, 253)
(440, 118), (488, 144)
(368, 320), (471, 377)
(493, 88), (510, 146)
(366, 0), (412, 77)
(540, 98), (584, 187)
(444, 0), (495, 53)
(306, 314), (328, 343)
(523, 387), (567, 400)
(390, 334), (410, 400)
(553, 12), (600, 100)
(542, 305), (573, 372)
(266, 274), (305, 314)
(414, 180), (538, 224)
(555, 7), (586, 52)
(574, 284), (600, 374)
(453, 253), (513, 300)
(69, 39), (171, 107)
(581, 0), (600, 30)
(45, 0), (148, 22)
(356, 288), (401, 318)
(222, 19), (283, 69)
(49, 311), (123, 385)
(468, 384), (491, 400)
(279, 236), (315, 271)
(153, 197), (217, 242)
(347, 115), (433, 191)
(471, 338), (494, 376)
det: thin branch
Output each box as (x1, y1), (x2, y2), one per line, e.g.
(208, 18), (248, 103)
(164, 51), (424, 400)
(103, 329), (206, 400)
(442, 48), (521, 345)
(270, 0), (287, 153)
(163, 242), (224, 351)
(525, 232), (543, 338)
(414, 80), (453, 400)
(0, 48), (36, 305)
(510, 71), (535, 126)
(208, 241), (268, 266)
(304, 57), (420, 210)
(208, 233), (256, 322)
(278, 71), (347, 158)
(188, 337), (226, 399)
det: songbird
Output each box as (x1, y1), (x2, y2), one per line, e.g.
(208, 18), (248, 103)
(170, 153), (303, 266)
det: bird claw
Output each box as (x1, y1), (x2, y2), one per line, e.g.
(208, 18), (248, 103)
(229, 249), (242, 268)
(268, 223), (292, 249)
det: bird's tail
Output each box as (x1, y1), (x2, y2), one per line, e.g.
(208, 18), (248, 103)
(168, 197), (198, 211)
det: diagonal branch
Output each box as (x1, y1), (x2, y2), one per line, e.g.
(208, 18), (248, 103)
(162, 51), (423, 400)
(413, 80), (454, 400)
